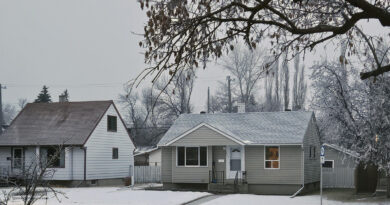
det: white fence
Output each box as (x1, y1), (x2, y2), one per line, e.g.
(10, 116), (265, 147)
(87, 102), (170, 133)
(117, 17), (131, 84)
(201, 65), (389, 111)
(134, 166), (161, 184)
(323, 167), (355, 188)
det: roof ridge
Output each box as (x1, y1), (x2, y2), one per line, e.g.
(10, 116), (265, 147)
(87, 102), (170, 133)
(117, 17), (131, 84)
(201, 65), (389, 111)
(182, 111), (313, 116)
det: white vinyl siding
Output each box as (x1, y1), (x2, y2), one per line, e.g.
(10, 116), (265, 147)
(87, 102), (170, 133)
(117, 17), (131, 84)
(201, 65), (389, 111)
(84, 105), (135, 180)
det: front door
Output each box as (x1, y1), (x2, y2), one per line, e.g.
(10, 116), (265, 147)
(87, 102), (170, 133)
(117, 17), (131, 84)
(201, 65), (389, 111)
(12, 148), (24, 170)
(226, 146), (244, 179)
(212, 146), (226, 183)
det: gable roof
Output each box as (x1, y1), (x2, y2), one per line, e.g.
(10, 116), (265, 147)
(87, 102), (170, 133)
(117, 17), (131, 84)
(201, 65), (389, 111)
(0, 101), (119, 146)
(158, 111), (314, 146)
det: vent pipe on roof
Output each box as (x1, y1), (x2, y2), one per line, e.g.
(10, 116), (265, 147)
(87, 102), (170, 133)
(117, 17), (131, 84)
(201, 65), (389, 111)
(237, 102), (245, 113)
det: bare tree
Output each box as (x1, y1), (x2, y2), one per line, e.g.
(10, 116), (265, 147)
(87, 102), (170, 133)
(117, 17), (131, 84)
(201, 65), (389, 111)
(119, 85), (145, 129)
(0, 146), (66, 205)
(154, 69), (195, 117)
(17, 99), (28, 110)
(281, 51), (290, 110)
(2, 104), (16, 125)
(138, 0), (390, 88)
(264, 58), (282, 111)
(292, 54), (307, 110)
(222, 46), (265, 111)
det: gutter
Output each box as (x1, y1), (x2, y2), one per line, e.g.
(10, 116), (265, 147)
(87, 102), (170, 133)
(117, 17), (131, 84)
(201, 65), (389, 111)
(291, 144), (305, 198)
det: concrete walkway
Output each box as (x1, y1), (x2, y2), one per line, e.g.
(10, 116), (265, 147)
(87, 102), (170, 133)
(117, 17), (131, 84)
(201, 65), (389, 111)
(182, 194), (223, 205)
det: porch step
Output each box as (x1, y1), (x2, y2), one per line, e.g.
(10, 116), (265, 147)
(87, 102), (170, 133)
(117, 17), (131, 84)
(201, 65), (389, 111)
(208, 184), (235, 193)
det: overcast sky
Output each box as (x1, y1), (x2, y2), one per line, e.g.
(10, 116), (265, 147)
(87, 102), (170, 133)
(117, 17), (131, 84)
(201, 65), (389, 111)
(1, 0), (388, 114)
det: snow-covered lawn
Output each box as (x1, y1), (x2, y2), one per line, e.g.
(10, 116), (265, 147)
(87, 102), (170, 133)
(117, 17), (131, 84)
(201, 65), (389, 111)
(3, 187), (210, 205)
(202, 193), (389, 205)
(3, 187), (388, 205)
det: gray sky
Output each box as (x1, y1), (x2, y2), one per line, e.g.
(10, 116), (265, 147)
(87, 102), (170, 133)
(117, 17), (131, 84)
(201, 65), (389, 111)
(0, 0), (388, 114)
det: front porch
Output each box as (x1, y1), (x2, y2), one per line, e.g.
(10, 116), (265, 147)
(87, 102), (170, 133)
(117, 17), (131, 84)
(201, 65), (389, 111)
(208, 170), (248, 193)
(208, 145), (248, 193)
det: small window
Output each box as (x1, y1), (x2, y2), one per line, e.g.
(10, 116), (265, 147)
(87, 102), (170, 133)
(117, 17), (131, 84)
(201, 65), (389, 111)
(107, 115), (117, 132)
(265, 146), (279, 169)
(40, 147), (65, 168)
(313, 147), (316, 158)
(177, 147), (185, 166)
(323, 160), (334, 168)
(112, 148), (118, 159)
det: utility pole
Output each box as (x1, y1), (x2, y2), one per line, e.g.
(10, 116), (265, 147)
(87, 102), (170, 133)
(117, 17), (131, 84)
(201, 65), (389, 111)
(227, 76), (232, 113)
(207, 87), (210, 113)
(0, 84), (6, 134)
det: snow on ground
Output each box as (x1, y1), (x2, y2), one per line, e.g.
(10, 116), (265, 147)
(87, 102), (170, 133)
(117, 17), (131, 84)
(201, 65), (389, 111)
(202, 194), (390, 205)
(4, 187), (210, 205)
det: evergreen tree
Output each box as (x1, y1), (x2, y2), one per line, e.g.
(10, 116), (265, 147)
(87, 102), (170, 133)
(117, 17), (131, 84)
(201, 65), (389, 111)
(34, 86), (52, 103)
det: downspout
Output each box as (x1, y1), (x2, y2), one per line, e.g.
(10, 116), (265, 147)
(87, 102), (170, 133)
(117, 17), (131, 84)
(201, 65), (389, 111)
(83, 147), (87, 181)
(291, 144), (305, 198)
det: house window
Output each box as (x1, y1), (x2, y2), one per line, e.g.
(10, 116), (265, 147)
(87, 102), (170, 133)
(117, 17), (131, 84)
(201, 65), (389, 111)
(309, 146), (316, 159)
(112, 148), (119, 159)
(107, 115), (117, 132)
(322, 160), (334, 168)
(12, 148), (23, 169)
(177, 147), (185, 166)
(177, 147), (207, 167)
(265, 146), (279, 169)
(40, 147), (65, 168)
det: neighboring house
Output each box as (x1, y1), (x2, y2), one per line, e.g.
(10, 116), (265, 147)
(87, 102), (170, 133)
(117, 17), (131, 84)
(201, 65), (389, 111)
(158, 111), (321, 195)
(134, 147), (162, 166)
(0, 101), (135, 186)
(130, 127), (167, 166)
(322, 143), (359, 188)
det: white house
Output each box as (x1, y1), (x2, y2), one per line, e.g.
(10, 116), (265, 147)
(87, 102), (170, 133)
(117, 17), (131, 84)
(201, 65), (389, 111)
(0, 100), (135, 186)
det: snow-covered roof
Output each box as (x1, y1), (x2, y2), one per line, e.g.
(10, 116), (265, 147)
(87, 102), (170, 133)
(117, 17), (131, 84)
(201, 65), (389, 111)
(0, 101), (131, 146)
(158, 111), (314, 146)
(134, 146), (159, 156)
(323, 143), (360, 158)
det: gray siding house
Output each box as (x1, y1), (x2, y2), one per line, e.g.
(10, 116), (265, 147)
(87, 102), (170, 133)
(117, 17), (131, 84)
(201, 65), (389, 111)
(0, 101), (135, 186)
(158, 111), (321, 195)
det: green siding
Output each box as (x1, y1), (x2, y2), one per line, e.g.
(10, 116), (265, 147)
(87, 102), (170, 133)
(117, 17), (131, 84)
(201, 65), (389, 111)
(245, 145), (302, 185)
(161, 147), (172, 183)
(303, 115), (321, 184)
(171, 125), (239, 146)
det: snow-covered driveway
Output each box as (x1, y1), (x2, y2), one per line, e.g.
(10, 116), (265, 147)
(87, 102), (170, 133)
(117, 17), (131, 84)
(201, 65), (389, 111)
(201, 193), (389, 205)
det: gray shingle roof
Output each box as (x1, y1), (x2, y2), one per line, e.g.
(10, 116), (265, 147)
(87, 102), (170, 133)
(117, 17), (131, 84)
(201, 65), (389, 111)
(0, 101), (113, 146)
(158, 111), (314, 146)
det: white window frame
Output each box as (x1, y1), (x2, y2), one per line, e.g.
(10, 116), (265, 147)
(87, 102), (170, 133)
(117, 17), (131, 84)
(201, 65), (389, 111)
(12, 147), (24, 169)
(264, 145), (280, 170)
(176, 146), (208, 167)
(323, 160), (334, 169)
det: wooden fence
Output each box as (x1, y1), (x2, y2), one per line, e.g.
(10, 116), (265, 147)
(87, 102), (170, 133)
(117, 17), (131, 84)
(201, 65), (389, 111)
(134, 166), (161, 184)
(323, 167), (355, 188)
